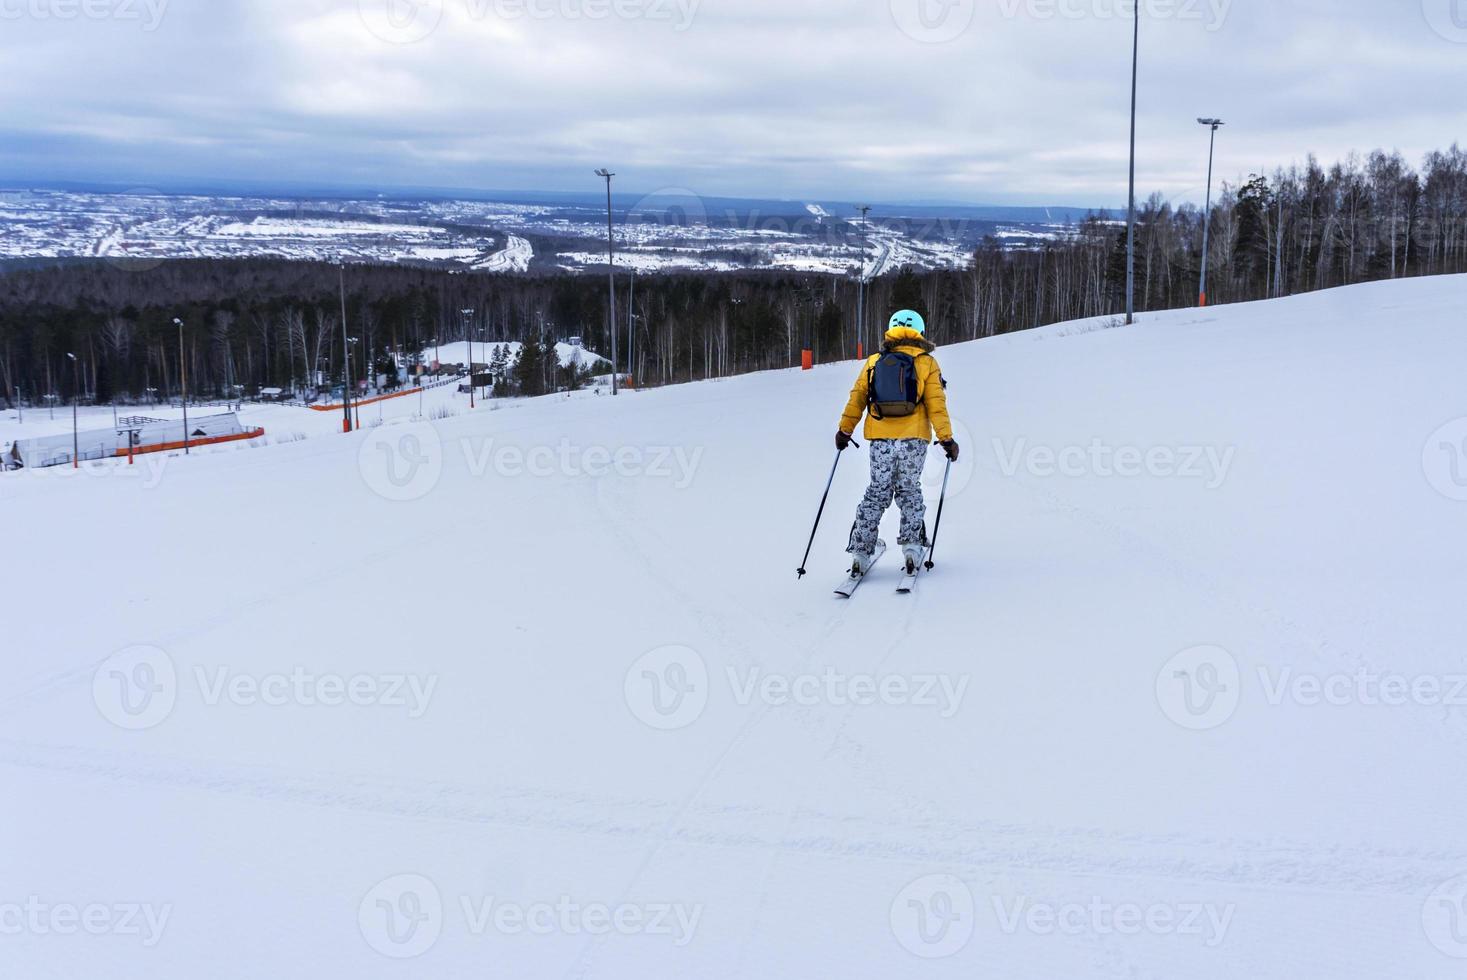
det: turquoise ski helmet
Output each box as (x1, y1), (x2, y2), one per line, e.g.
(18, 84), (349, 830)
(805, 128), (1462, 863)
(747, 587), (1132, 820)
(888, 309), (926, 335)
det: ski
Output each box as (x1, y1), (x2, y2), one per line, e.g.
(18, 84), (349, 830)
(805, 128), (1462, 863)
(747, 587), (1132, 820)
(834, 541), (886, 598)
(896, 551), (930, 594)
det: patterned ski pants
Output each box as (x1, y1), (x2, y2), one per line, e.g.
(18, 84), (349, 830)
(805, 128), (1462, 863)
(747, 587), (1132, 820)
(847, 438), (929, 556)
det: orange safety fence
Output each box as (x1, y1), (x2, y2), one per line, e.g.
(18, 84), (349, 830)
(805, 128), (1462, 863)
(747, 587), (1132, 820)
(309, 388), (422, 412)
(113, 428), (266, 459)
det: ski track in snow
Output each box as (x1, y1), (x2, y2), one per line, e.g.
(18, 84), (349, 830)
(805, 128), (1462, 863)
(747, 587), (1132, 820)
(1, 738), (1457, 898)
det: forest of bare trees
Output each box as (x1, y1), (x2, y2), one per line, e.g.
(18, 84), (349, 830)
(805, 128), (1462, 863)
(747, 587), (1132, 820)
(2, 145), (1463, 407)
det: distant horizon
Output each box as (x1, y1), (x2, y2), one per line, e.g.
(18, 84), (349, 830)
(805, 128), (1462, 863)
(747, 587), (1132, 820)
(0, 174), (1112, 217)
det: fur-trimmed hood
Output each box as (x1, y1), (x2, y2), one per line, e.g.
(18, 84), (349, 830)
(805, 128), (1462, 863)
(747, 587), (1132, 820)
(882, 326), (935, 353)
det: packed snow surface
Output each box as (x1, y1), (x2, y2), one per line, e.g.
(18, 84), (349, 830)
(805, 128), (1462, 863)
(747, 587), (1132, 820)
(3, 276), (1466, 977)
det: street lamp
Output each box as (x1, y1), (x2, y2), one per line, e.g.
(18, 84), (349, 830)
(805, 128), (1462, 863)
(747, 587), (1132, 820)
(1125, 2), (1139, 325)
(338, 264), (353, 434)
(595, 169), (619, 396)
(174, 317), (189, 455)
(65, 352), (79, 468)
(855, 205), (871, 359)
(1197, 117), (1225, 307)
(461, 308), (476, 408)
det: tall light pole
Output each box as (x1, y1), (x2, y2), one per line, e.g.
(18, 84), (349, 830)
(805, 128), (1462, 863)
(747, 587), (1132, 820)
(461, 307), (476, 408)
(595, 169), (619, 396)
(627, 270), (636, 388)
(174, 317), (189, 455)
(1197, 118), (1225, 307)
(855, 205), (871, 359)
(339, 264), (353, 433)
(66, 352), (78, 468)
(1125, 3), (1139, 325)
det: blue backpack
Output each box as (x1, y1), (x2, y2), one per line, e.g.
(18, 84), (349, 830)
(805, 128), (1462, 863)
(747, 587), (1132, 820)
(868, 350), (924, 420)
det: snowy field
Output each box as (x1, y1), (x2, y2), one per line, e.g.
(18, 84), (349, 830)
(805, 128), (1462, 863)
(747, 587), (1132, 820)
(3, 276), (1466, 977)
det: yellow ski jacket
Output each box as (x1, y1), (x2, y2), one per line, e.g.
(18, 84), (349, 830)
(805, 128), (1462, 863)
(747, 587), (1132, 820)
(838, 327), (954, 443)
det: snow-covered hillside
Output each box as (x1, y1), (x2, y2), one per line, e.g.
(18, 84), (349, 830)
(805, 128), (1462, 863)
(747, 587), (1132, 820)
(3, 276), (1466, 978)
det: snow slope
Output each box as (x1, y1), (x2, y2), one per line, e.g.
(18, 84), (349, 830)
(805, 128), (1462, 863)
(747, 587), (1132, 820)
(3, 276), (1467, 978)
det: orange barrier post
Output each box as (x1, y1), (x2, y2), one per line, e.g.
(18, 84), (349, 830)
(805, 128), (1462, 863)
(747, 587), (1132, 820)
(801, 350), (813, 371)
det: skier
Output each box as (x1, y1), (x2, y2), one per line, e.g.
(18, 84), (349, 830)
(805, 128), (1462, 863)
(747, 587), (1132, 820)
(835, 309), (959, 577)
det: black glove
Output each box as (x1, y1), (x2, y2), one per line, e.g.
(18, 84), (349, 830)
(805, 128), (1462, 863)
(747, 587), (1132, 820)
(940, 439), (960, 462)
(836, 431), (852, 451)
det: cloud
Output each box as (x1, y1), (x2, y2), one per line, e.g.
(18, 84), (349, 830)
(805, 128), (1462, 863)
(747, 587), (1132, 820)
(0, 0), (1462, 204)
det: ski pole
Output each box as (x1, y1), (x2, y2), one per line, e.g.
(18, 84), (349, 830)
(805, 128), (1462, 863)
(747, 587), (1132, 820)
(924, 458), (953, 571)
(797, 441), (857, 579)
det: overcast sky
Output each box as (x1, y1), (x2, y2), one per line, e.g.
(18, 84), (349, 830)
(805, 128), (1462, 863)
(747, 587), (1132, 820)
(1, 0), (1463, 206)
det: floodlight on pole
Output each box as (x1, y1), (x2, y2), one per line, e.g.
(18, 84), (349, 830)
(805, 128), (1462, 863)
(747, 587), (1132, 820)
(461, 308), (476, 408)
(595, 169), (618, 396)
(338, 264), (352, 433)
(174, 318), (190, 455)
(1125, 2), (1139, 326)
(1197, 118), (1225, 307)
(66, 352), (78, 468)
